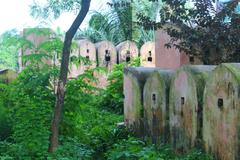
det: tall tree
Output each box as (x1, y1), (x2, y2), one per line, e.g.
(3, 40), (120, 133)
(138, 0), (240, 64)
(30, 0), (91, 152)
(77, 0), (160, 46)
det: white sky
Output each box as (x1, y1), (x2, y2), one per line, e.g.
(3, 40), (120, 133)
(0, 0), (109, 34)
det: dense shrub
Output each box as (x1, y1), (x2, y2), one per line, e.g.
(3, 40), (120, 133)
(106, 138), (214, 160)
(48, 137), (94, 160)
(99, 58), (140, 114)
(0, 84), (12, 141)
(5, 65), (57, 158)
(0, 58), (214, 159)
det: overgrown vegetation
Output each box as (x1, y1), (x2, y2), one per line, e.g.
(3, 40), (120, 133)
(0, 52), (214, 159)
(0, 0), (219, 159)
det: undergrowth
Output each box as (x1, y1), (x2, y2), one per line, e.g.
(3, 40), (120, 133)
(0, 59), (214, 159)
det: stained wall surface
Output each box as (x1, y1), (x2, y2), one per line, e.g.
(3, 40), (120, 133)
(20, 28), (53, 70)
(169, 65), (215, 152)
(203, 63), (240, 160)
(143, 69), (174, 144)
(140, 42), (156, 67)
(155, 29), (189, 69)
(124, 67), (157, 136)
(0, 69), (17, 84)
(96, 41), (117, 71)
(69, 40), (96, 78)
(117, 40), (139, 63)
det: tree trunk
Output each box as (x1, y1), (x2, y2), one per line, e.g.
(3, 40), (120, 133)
(48, 0), (91, 153)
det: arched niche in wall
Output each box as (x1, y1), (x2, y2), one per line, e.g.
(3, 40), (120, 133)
(117, 40), (139, 63)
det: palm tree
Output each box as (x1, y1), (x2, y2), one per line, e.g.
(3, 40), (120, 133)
(77, 0), (161, 47)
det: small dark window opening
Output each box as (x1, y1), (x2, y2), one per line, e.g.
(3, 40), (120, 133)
(238, 86), (240, 98)
(152, 93), (156, 105)
(181, 97), (185, 105)
(181, 109), (184, 117)
(218, 98), (223, 110)
(147, 51), (152, 62)
(126, 50), (131, 62)
(86, 49), (89, 53)
(228, 82), (233, 97)
(189, 56), (194, 64)
(105, 50), (111, 62)
(86, 56), (90, 60)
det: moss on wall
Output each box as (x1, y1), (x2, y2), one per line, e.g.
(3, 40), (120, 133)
(124, 67), (156, 136)
(169, 65), (215, 152)
(203, 63), (240, 160)
(143, 69), (174, 144)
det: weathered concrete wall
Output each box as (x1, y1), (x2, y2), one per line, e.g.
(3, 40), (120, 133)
(20, 28), (53, 70)
(95, 41), (116, 88)
(143, 69), (174, 144)
(203, 63), (240, 160)
(117, 41), (139, 63)
(96, 41), (117, 71)
(140, 41), (156, 67)
(169, 65), (215, 152)
(69, 40), (96, 78)
(155, 29), (189, 69)
(124, 67), (157, 136)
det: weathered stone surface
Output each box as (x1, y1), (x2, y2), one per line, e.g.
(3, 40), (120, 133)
(117, 41), (139, 63)
(69, 39), (96, 78)
(203, 63), (240, 160)
(96, 41), (117, 71)
(20, 28), (54, 71)
(143, 69), (174, 144)
(169, 65), (215, 152)
(140, 41), (156, 67)
(155, 29), (189, 69)
(0, 69), (17, 83)
(124, 67), (156, 136)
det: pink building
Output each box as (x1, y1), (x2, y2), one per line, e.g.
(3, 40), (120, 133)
(155, 29), (189, 69)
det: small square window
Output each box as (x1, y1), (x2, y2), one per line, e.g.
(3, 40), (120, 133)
(147, 57), (152, 62)
(189, 56), (194, 63)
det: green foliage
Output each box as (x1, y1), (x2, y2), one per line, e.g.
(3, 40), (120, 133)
(0, 30), (22, 70)
(61, 68), (100, 137)
(7, 65), (56, 158)
(99, 58), (140, 114)
(0, 28), (63, 71)
(48, 137), (94, 160)
(106, 138), (213, 160)
(77, 0), (160, 46)
(139, 0), (240, 64)
(0, 84), (12, 141)
(30, 0), (82, 20)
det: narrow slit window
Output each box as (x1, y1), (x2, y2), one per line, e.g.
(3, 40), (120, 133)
(152, 93), (156, 105)
(181, 97), (185, 105)
(218, 98), (223, 110)
(238, 86), (240, 98)
(87, 49), (89, 53)
(86, 56), (90, 60)
(105, 50), (111, 62)
(228, 82), (233, 97)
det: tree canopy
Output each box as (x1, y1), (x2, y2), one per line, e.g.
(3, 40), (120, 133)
(138, 0), (240, 64)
